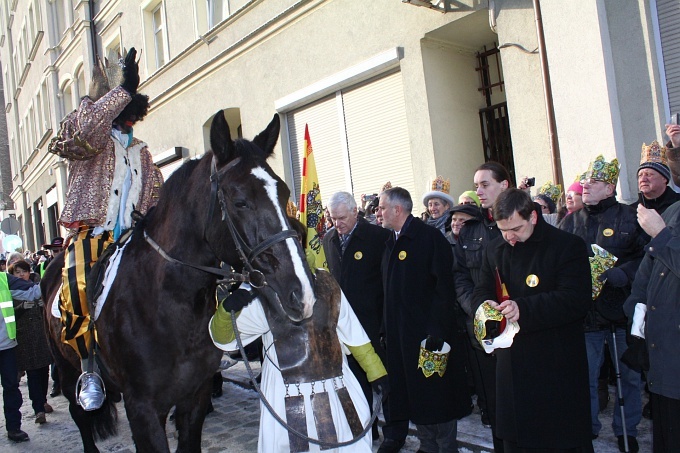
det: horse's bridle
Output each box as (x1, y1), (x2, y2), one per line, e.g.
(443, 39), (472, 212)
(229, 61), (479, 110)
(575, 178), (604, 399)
(145, 156), (297, 287)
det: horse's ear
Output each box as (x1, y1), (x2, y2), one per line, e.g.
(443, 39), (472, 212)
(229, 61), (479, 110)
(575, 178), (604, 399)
(252, 114), (280, 157)
(210, 110), (236, 165)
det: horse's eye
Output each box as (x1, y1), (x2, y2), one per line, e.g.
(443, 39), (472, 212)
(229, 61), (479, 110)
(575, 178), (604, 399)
(235, 200), (248, 209)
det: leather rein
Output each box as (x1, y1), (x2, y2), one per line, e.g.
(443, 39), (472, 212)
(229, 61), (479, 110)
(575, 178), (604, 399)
(144, 156), (297, 287)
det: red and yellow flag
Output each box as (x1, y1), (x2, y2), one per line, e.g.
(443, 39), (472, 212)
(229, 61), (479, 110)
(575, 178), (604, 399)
(298, 125), (327, 270)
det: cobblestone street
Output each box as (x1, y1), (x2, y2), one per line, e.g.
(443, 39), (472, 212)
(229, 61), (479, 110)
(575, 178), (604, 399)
(0, 357), (652, 452)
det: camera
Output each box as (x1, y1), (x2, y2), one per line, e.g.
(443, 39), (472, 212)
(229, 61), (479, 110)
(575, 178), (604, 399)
(362, 194), (378, 203)
(672, 113), (680, 126)
(525, 177), (535, 187)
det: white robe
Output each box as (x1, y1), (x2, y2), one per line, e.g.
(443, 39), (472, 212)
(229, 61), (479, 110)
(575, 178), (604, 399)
(211, 292), (373, 453)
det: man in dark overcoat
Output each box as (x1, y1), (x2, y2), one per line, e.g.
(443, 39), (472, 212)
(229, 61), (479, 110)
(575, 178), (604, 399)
(377, 187), (470, 453)
(472, 189), (593, 452)
(322, 191), (390, 441)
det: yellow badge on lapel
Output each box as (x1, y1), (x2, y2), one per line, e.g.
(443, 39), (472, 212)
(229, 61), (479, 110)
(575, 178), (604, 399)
(603, 228), (614, 237)
(526, 274), (539, 287)
(398, 251), (407, 260)
(354, 251), (363, 260)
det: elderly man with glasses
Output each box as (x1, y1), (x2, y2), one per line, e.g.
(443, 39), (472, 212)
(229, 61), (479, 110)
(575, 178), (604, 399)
(559, 155), (646, 453)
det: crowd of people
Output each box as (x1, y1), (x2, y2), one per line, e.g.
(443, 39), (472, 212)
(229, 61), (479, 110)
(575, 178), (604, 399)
(214, 125), (680, 453)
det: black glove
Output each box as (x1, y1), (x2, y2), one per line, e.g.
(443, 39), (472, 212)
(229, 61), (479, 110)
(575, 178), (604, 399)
(120, 48), (140, 95)
(425, 335), (444, 352)
(371, 375), (390, 401)
(222, 289), (255, 313)
(597, 267), (628, 288)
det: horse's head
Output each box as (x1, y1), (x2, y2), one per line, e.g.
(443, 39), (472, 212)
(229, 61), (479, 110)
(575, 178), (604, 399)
(207, 111), (315, 321)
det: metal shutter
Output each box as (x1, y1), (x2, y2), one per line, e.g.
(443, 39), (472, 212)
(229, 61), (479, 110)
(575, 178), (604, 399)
(658, 0), (680, 114)
(342, 71), (416, 205)
(287, 94), (349, 205)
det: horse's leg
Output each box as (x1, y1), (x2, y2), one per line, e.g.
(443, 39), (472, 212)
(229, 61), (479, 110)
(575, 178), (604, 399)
(175, 376), (213, 453)
(124, 397), (171, 453)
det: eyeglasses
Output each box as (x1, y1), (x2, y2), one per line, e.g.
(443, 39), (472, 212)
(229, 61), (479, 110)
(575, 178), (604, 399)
(460, 201), (476, 206)
(538, 204), (550, 212)
(581, 178), (606, 186)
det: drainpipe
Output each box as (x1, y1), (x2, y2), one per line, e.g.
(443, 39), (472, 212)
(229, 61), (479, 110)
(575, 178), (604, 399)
(533, 0), (563, 188)
(89, 0), (99, 64)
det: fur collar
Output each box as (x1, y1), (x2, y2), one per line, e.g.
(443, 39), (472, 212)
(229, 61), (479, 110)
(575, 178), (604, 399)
(103, 140), (146, 230)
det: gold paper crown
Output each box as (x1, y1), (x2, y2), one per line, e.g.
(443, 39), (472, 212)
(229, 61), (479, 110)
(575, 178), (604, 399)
(576, 172), (587, 182)
(429, 176), (450, 195)
(381, 181), (392, 193)
(640, 141), (668, 166)
(585, 155), (620, 186)
(538, 181), (563, 204)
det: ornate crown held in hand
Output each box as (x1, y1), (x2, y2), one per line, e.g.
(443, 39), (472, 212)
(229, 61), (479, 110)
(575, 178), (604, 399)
(538, 181), (563, 204)
(585, 155), (620, 186)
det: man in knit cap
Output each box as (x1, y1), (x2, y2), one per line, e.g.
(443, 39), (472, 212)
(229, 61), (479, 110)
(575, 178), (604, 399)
(630, 141), (680, 216)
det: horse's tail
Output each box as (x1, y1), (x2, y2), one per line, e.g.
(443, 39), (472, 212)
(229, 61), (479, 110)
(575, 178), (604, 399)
(91, 396), (119, 441)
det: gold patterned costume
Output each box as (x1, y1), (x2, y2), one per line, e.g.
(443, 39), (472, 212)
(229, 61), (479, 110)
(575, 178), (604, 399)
(56, 85), (163, 360)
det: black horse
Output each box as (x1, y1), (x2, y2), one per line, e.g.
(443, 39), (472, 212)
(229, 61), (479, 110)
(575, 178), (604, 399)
(41, 111), (316, 452)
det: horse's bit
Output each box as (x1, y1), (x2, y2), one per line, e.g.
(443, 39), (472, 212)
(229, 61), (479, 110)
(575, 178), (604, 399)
(144, 156), (297, 287)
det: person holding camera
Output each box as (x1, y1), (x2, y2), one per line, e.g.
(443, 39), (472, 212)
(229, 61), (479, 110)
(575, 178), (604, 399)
(558, 155), (646, 452)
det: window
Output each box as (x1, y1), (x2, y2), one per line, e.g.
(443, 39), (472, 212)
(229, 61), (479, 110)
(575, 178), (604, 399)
(152, 3), (166, 68)
(62, 82), (73, 116)
(40, 81), (50, 130)
(74, 66), (85, 100)
(207, 0), (228, 29)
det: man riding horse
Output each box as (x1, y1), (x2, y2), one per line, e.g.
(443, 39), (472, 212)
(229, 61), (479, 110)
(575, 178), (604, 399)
(50, 48), (163, 410)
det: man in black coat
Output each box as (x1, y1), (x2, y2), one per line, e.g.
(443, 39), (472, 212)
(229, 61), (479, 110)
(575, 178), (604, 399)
(322, 191), (390, 442)
(625, 199), (680, 451)
(378, 187), (470, 453)
(630, 141), (680, 219)
(473, 189), (593, 452)
(558, 155), (645, 452)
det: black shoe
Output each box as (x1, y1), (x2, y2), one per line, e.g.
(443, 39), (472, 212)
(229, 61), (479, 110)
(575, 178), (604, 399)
(642, 401), (652, 420)
(7, 429), (29, 442)
(617, 435), (639, 453)
(377, 438), (405, 453)
(50, 385), (61, 397)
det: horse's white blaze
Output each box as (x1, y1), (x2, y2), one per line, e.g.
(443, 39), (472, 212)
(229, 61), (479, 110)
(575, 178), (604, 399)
(251, 167), (315, 318)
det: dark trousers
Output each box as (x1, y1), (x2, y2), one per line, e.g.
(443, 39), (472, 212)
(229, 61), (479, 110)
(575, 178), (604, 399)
(651, 392), (680, 452)
(0, 347), (23, 432)
(382, 393), (410, 442)
(26, 366), (49, 414)
(51, 363), (59, 388)
(503, 440), (594, 453)
(472, 347), (504, 452)
(416, 419), (458, 452)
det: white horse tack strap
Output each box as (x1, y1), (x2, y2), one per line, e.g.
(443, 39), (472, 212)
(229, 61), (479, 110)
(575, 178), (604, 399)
(94, 234), (132, 321)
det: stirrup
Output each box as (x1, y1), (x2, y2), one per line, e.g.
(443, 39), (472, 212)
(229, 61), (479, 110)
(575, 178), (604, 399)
(76, 371), (106, 411)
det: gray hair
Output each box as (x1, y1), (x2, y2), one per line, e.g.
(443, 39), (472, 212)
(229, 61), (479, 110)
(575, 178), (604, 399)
(328, 191), (357, 211)
(383, 187), (413, 214)
(7, 252), (24, 266)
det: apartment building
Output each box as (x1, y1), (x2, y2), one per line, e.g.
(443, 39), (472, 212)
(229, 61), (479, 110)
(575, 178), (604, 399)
(0, 0), (677, 251)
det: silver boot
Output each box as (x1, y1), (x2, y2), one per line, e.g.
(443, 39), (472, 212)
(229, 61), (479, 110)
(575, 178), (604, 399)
(76, 372), (106, 411)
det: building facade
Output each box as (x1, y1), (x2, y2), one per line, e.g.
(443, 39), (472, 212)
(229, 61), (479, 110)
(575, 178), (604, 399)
(0, 0), (677, 251)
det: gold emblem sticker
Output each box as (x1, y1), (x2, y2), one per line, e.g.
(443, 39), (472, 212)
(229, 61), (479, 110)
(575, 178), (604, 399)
(398, 251), (407, 260)
(354, 251), (363, 260)
(526, 274), (539, 287)
(603, 228), (614, 237)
